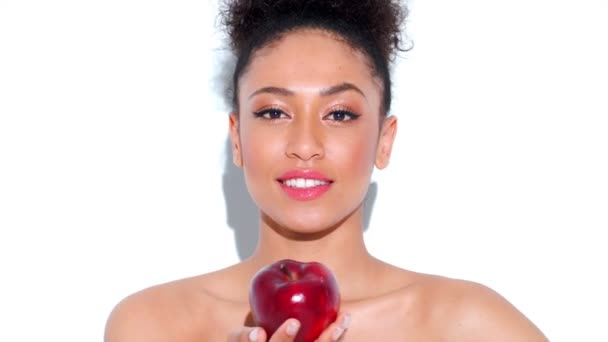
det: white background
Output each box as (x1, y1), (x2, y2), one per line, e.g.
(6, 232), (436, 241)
(1, 0), (607, 341)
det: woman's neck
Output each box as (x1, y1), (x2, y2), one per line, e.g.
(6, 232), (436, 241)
(245, 207), (381, 301)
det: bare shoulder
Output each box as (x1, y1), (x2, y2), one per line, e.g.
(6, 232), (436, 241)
(104, 264), (250, 342)
(413, 274), (549, 341)
(104, 277), (208, 342)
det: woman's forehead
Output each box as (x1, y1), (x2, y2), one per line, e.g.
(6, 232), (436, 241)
(239, 30), (382, 103)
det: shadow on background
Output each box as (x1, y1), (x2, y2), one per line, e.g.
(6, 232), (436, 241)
(221, 139), (379, 260)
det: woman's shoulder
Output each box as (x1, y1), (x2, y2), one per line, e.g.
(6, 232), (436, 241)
(104, 263), (250, 342)
(395, 269), (548, 341)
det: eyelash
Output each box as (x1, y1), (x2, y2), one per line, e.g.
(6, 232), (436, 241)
(252, 107), (361, 122)
(253, 107), (288, 120)
(326, 109), (361, 122)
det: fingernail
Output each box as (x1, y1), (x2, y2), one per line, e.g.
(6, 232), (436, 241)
(286, 320), (300, 336)
(331, 327), (344, 341)
(332, 314), (351, 341)
(248, 328), (259, 342)
(341, 314), (351, 329)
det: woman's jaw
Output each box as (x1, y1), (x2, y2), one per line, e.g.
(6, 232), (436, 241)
(246, 164), (372, 237)
(251, 203), (372, 265)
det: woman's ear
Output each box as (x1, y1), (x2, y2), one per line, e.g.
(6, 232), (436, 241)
(229, 112), (243, 167)
(375, 115), (398, 169)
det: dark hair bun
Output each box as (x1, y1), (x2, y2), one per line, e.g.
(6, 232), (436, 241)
(220, 0), (408, 61)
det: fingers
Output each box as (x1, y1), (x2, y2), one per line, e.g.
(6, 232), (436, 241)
(229, 315), (346, 342)
(227, 326), (268, 342)
(268, 319), (301, 342)
(227, 319), (301, 342)
(314, 313), (351, 342)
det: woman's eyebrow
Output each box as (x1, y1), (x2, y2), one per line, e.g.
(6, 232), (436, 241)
(319, 82), (366, 99)
(248, 82), (366, 99)
(248, 86), (294, 99)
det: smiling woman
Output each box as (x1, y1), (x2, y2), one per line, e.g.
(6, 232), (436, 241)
(103, 1), (549, 341)
(231, 30), (393, 240)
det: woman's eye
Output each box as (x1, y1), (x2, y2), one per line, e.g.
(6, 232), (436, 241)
(253, 108), (287, 120)
(326, 110), (361, 122)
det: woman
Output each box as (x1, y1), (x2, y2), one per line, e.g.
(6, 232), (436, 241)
(105, 0), (548, 341)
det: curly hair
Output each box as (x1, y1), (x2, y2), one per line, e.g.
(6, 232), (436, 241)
(219, 0), (409, 115)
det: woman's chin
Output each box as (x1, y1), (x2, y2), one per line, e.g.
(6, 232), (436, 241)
(262, 212), (347, 240)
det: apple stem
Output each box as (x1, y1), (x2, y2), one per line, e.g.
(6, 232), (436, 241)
(279, 263), (296, 280)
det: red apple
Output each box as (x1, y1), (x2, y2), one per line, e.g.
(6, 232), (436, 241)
(249, 259), (340, 342)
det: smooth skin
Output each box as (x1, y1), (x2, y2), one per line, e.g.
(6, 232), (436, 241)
(104, 29), (549, 342)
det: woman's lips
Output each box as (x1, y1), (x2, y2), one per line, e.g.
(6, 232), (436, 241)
(277, 170), (333, 201)
(277, 170), (332, 183)
(278, 181), (332, 201)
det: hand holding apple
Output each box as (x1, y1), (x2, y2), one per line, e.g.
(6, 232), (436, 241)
(249, 259), (341, 342)
(227, 314), (350, 342)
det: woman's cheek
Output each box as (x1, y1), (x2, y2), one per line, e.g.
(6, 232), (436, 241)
(242, 125), (275, 166)
(334, 131), (376, 180)
(240, 127), (282, 197)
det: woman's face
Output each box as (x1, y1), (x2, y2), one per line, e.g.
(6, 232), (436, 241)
(230, 29), (397, 235)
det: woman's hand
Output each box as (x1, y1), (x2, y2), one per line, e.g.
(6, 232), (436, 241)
(228, 313), (351, 342)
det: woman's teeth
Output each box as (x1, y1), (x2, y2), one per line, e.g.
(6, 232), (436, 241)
(283, 178), (330, 188)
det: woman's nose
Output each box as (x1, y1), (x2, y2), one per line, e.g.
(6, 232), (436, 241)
(285, 118), (324, 161)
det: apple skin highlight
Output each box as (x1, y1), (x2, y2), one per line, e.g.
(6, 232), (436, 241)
(249, 259), (341, 342)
